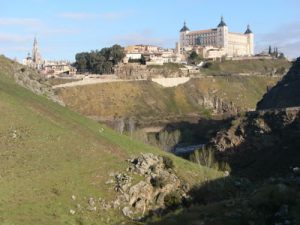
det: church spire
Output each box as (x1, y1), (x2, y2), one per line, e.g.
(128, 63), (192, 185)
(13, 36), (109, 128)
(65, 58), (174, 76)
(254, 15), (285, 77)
(32, 37), (42, 65)
(33, 36), (37, 45)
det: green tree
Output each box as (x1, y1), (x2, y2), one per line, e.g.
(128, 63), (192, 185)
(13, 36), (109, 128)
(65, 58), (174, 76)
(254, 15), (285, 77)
(140, 55), (146, 65)
(74, 45), (125, 75)
(268, 46), (272, 55)
(110, 44), (126, 65)
(188, 51), (202, 65)
(75, 52), (89, 73)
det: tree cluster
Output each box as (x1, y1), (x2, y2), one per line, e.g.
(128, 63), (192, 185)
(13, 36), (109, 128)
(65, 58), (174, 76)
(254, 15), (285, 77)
(268, 45), (285, 59)
(74, 45), (125, 74)
(188, 51), (203, 65)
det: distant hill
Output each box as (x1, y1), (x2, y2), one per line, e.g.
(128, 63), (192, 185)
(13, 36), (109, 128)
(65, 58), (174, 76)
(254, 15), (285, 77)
(257, 57), (300, 110)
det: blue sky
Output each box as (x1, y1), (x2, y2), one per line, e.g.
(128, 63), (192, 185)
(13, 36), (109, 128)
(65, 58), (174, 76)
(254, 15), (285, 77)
(0, 0), (299, 61)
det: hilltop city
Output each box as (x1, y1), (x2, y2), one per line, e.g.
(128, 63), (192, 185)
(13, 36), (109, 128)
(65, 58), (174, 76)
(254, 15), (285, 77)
(22, 17), (285, 78)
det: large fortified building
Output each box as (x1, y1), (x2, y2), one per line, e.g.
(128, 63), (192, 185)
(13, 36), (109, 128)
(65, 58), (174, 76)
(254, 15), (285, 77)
(179, 17), (254, 57)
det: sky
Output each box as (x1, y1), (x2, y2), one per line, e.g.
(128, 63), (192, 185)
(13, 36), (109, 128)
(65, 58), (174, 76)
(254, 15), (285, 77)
(0, 0), (299, 62)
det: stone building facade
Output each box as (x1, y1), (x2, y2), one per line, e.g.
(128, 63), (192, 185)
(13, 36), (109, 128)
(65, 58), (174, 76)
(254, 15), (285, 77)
(179, 17), (254, 58)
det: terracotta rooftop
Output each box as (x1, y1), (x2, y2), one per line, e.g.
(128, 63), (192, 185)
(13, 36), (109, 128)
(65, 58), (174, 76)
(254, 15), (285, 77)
(188, 29), (217, 35)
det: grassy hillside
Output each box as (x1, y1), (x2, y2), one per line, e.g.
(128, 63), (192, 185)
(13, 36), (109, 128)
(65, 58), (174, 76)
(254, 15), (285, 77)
(0, 56), (223, 225)
(56, 76), (281, 123)
(201, 58), (291, 75)
(185, 76), (280, 110)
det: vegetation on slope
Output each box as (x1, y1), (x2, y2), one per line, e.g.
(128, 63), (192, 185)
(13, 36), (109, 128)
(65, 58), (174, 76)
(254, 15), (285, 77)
(56, 76), (281, 123)
(0, 56), (223, 225)
(201, 58), (291, 76)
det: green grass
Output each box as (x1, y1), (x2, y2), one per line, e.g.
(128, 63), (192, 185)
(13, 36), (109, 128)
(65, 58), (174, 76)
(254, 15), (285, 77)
(201, 58), (291, 75)
(0, 56), (223, 225)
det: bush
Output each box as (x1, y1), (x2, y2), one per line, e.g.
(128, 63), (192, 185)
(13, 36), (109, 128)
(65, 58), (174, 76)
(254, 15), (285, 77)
(250, 184), (297, 213)
(276, 66), (286, 75)
(189, 147), (218, 169)
(150, 176), (166, 188)
(164, 191), (182, 209)
(162, 156), (174, 169)
(203, 62), (213, 69)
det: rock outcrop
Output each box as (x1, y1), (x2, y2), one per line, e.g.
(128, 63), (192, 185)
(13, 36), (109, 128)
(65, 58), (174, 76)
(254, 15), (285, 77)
(13, 66), (65, 106)
(205, 58), (300, 178)
(108, 153), (188, 219)
(208, 108), (300, 178)
(257, 58), (300, 110)
(0, 56), (64, 105)
(115, 63), (185, 79)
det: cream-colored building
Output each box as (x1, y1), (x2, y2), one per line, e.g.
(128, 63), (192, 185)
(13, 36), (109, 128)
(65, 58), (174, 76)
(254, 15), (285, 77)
(41, 60), (77, 76)
(125, 44), (182, 65)
(179, 17), (254, 58)
(125, 45), (162, 54)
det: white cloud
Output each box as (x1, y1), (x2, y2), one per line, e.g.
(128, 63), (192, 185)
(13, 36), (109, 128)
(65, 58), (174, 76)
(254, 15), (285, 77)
(59, 12), (99, 20)
(0, 18), (41, 27)
(0, 46), (28, 52)
(113, 30), (177, 47)
(100, 11), (132, 21)
(0, 33), (32, 43)
(40, 28), (78, 36)
(59, 11), (133, 21)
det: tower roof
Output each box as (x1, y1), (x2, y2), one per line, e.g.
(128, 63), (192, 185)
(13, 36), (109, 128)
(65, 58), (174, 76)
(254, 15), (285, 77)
(180, 22), (190, 32)
(244, 25), (253, 34)
(217, 16), (227, 27)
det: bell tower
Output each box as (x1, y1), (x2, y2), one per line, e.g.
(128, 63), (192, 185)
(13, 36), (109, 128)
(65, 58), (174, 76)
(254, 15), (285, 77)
(244, 25), (254, 55)
(217, 16), (228, 51)
(179, 21), (190, 51)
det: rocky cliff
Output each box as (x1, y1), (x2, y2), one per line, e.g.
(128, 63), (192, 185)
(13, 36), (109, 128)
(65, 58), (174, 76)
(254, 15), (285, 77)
(205, 58), (300, 178)
(209, 108), (300, 178)
(257, 58), (300, 110)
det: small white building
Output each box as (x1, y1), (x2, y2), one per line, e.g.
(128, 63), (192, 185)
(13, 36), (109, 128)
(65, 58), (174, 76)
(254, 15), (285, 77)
(126, 53), (142, 60)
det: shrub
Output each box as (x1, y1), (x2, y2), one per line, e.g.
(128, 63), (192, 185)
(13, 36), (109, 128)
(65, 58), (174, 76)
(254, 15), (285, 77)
(276, 66), (286, 75)
(162, 156), (174, 169)
(250, 184), (297, 213)
(164, 191), (182, 209)
(189, 147), (218, 169)
(203, 62), (213, 69)
(150, 176), (166, 188)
